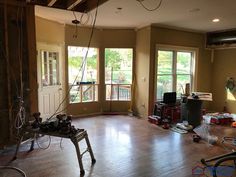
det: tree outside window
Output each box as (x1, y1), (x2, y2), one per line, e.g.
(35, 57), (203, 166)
(105, 48), (133, 101)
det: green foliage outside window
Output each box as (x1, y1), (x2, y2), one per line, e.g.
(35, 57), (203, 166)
(105, 48), (133, 84)
(157, 50), (193, 100)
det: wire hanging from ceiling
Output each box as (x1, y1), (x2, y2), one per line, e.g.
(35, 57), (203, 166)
(48, 0), (100, 119)
(80, 12), (92, 26)
(72, 11), (80, 38)
(137, 0), (163, 12)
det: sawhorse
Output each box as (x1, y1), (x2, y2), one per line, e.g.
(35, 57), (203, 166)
(13, 127), (96, 175)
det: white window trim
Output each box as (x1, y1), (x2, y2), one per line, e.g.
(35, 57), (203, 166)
(155, 44), (199, 100)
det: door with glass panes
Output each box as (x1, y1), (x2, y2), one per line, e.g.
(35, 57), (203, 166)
(37, 44), (63, 120)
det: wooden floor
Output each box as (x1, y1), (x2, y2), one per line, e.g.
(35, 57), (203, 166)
(0, 115), (236, 177)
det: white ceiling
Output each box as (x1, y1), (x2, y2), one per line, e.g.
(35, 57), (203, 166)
(35, 0), (236, 32)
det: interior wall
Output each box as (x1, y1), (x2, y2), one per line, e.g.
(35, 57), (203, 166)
(65, 25), (136, 116)
(134, 27), (151, 118)
(35, 17), (66, 116)
(35, 18), (213, 118)
(210, 48), (236, 113)
(35, 17), (65, 44)
(148, 26), (212, 115)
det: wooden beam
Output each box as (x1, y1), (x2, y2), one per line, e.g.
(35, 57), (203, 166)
(26, 0), (46, 6)
(67, 0), (83, 10)
(3, 1), (13, 142)
(47, 0), (58, 7)
(26, 5), (38, 116)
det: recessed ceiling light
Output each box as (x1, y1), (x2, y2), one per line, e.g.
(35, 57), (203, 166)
(115, 7), (123, 14)
(189, 8), (200, 13)
(212, 18), (220, 23)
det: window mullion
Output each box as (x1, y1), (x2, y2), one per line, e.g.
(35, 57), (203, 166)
(118, 84), (120, 101)
(190, 52), (194, 91)
(47, 52), (50, 85)
(173, 51), (177, 92)
(80, 85), (82, 103)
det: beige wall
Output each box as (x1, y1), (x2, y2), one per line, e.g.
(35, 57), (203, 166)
(35, 17), (65, 44)
(35, 17), (136, 116)
(35, 17), (213, 118)
(35, 17), (67, 116)
(134, 27), (151, 117)
(135, 26), (212, 116)
(65, 25), (136, 116)
(210, 48), (236, 113)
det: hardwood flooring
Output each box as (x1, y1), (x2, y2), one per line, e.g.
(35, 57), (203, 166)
(0, 115), (236, 177)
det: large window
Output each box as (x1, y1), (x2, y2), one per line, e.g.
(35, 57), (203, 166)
(68, 46), (98, 103)
(105, 48), (133, 101)
(156, 47), (196, 100)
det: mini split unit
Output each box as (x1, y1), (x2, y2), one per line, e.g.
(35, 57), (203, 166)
(206, 29), (236, 48)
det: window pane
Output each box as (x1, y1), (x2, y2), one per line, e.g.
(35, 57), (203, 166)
(81, 85), (98, 102)
(157, 75), (173, 100)
(106, 85), (112, 100)
(176, 75), (191, 97)
(68, 46), (98, 85)
(177, 52), (191, 74)
(82, 85), (93, 102)
(70, 85), (81, 103)
(106, 84), (119, 100)
(157, 51), (173, 74)
(41, 51), (59, 86)
(94, 85), (98, 101)
(119, 85), (131, 101)
(111, 85), (118, 100)
(105, 48), (133, 84)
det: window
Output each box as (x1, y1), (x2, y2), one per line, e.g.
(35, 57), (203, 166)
(41, 51), (59, 86)
(156, 47), (196, 100)
(105, 48), (133, 101)
(68, 46), (98, 103)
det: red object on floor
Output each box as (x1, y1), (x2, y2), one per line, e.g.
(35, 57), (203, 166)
(231, 122), (236, 128)
(148, 115), (161, 125)
(210, 117), (232, 125)
(154, 103), (180, 123)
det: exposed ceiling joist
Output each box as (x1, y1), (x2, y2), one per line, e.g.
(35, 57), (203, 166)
(75, 0), (109, 12)
(67, 0), (83, 10)
(27, 0), (110, 13)
(47, 0), (58, 7)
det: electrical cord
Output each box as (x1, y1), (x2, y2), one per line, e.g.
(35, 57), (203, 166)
(14, 103), (25, 130)
(59, 138), (64, 149)
(35, 134), (51, 150)
(137, 0), (163, 12)
(80, 12), (91, 25)
(47, 0), (100, 119)
(72, 10), (79, 38)
(0, 166), (27, 177)
(13, 6), (26, 135)
(221, 137), (236, 151)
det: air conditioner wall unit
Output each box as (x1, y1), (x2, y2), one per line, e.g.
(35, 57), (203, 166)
(206, 29), (236, 48)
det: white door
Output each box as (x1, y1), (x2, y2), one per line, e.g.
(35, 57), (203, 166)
(37, 44), (63, 120)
